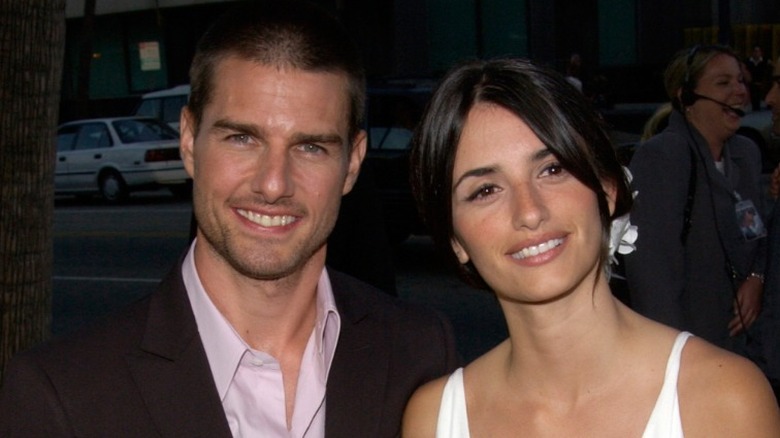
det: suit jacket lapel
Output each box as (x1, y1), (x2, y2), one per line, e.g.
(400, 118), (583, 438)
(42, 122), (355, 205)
(126, 263), (232, 438)
(326, 270), (390, 437)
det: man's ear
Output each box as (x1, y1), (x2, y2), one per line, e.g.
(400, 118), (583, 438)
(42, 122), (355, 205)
(451, 236), (470, 265)
(180, 107), (196, 179)
(342, 129), (367, 195)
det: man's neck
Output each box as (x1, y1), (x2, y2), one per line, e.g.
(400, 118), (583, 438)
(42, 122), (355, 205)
(193, 240), (325, 355)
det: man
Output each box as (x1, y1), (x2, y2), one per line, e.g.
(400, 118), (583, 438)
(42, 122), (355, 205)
(745, 45), (773, 111)
(0, 2), (459, 437)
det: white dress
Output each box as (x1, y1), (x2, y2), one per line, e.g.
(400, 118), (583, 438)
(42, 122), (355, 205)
(435, 332), (692, 437)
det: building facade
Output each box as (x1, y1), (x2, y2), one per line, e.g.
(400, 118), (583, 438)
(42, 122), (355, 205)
(61, 0), (779, 120)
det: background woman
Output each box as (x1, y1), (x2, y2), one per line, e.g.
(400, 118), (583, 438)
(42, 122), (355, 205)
(625, 46), (766, 357)
(404, 58), (779, 436)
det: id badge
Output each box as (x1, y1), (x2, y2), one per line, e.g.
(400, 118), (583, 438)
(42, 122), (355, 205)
(735, 199), (767, 241)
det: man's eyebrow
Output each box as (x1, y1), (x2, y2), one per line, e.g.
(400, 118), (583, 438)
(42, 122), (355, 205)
(211, 119), (262, 137)
(210, 119), (345, 146)
(289, 132), (345, 147)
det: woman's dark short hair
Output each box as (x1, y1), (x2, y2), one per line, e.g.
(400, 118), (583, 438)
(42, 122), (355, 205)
(410, 58), (633, 289)
(187, 0), (366, 140)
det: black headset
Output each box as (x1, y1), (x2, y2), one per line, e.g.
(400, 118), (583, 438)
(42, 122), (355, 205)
(679, 45), (701, 108)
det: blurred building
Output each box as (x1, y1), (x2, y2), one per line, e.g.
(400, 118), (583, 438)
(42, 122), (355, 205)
(61, 0), (780, 121)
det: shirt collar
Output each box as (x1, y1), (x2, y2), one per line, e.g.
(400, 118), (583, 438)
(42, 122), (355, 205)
(181, 239), (341, 401)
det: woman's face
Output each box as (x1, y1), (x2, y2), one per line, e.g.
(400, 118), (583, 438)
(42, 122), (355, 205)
(686, 53), (747, 141)
(449, 103), (613, 303)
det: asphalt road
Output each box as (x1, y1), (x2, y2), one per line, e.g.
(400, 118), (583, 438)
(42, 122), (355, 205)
(53, 191), (507, 364)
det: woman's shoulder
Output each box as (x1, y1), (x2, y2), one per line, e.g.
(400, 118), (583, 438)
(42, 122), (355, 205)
(402, 370), (453, 438)
(678, 336), (780, 436)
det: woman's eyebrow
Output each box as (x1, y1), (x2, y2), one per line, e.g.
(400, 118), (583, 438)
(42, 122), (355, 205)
(453, 166), (496, 190)
(452, 147), (551, 190)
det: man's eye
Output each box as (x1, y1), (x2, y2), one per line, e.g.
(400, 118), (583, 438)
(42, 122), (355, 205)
(300, 143), (325, 154)
(228, 134), (252, 144)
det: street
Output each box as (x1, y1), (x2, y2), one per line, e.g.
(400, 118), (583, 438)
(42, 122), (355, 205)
(53, 191), (507, 363)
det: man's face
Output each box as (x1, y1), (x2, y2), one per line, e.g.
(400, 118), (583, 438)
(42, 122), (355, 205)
(180, 57), (366, 281)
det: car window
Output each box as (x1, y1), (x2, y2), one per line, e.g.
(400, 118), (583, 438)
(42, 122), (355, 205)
(365, 89), (429, 151)
(135, 98), (161, 119)
(113, 119), (179, 143)
(74, 123), (112, 150)
(161, 96), (188, 124)
(56, 125), (80, 152)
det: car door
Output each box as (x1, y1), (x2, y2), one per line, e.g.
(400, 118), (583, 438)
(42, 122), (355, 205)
(67, 122), (114, 190)
(55, 124), (79, 190)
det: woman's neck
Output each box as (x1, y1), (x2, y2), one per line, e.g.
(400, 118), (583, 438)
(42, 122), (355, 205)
(498, 279), (633, 396)
(687, 115), (726, 161)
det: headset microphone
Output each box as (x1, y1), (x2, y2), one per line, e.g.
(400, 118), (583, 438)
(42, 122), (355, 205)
(684, 92), (746, 117)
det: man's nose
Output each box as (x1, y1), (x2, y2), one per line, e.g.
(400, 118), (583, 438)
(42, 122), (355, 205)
(249, 148), (294, 202)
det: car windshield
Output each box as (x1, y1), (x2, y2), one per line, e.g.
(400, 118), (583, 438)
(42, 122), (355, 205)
(112, 119), (179, 144)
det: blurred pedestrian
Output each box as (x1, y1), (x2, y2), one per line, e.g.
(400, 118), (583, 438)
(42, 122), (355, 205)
(746, 45), (774, 111)
(625, 45), (767, 359)
(403, 57), (779, 437)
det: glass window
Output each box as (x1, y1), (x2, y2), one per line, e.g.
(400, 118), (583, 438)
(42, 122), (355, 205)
(74, 123), (112, 151)
(135, 98), (161, 119)
(56, 125), (80, 152)
(113, 119), (179, 144)
(161, 96), (188, 124)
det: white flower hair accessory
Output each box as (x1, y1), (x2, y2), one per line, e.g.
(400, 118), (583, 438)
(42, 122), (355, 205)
(608, 167), (638, 267)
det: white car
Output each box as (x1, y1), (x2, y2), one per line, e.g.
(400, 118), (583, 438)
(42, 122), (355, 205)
(134, 84), (190, 131)
(55, 117), (190, 202)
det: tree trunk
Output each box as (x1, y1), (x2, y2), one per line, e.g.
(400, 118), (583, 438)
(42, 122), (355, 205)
(0, 0), (65, 382)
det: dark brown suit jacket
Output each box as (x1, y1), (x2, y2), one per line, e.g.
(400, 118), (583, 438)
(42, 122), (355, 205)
(0, 262), (459, 437)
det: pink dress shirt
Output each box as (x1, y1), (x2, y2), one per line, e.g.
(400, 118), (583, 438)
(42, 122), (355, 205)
(182, 240), (341, 437)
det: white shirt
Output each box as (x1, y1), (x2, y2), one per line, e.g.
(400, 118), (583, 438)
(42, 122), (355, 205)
(182, 240), (341, 437)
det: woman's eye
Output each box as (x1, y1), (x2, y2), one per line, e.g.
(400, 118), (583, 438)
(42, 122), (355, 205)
(466, 184), (499, 201)
(542, 162), (565, 177)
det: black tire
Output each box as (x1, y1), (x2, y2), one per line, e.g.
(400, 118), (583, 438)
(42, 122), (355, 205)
(99, 171), (128, 203)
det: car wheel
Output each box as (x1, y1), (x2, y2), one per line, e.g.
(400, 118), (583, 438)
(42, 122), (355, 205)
(99, 171), (128, 202)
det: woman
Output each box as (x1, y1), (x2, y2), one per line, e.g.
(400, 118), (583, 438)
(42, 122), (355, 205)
(625, 45), (766, 355)
(403, 58), (779, 436)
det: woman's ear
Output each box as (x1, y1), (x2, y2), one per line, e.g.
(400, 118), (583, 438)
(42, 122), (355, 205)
(603, 179), (618, 216)
(451, 237), (470, 265)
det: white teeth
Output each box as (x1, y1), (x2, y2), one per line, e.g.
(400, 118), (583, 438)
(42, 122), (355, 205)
(237, 209), (296, 227)
(512, 238), (564, 260)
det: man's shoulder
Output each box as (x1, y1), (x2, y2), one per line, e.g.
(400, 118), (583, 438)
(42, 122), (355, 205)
(328, 268), (448, 327)
(11, 294), (152, 370)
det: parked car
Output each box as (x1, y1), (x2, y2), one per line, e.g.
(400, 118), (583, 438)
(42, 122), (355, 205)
(55, 117), (190, 202)
(134, 84), (190, 131)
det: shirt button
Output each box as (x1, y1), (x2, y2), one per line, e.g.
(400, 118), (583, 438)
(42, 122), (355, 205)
(250, 357), (264, 367)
